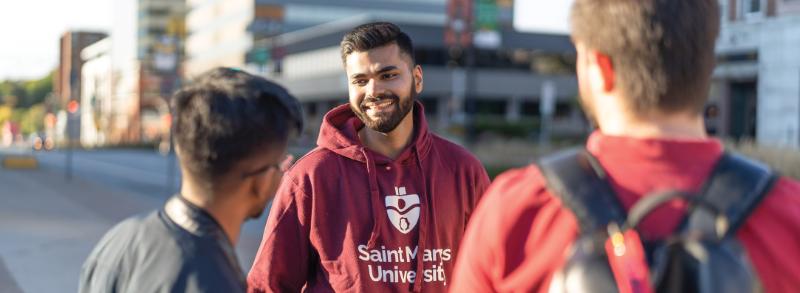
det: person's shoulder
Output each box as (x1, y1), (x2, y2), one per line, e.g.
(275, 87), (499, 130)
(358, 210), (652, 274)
(466, 163), (575, 249)
(477, 164), (564, 223)
(484, 164), (550, 202)
(83, 211), (161, 271)
(429, 134), (482, 166)
(758, 176), (800, 215)
(285, 146), (342, 177)
(98, 210), (159, 248)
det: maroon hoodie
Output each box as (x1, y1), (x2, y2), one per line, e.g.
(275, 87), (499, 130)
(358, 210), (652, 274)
(248, 101), (490, 292)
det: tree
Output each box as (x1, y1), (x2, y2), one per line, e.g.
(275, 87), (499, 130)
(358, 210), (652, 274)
(23, 71), (54, 107)
(0, 106), (12, 125)
(20, 104), (46, 135)
(0, 70), (53, 108)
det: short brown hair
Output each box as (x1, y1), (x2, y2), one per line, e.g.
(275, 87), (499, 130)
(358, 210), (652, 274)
(340, 22), (415, 65)
(571, 0), (720, 114)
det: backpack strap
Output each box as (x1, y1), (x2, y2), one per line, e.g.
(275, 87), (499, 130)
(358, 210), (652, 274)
(538, 147), (627, 234)
(684, 152), (778, 240)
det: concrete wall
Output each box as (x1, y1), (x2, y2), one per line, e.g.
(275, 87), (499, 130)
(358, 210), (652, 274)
(757, 18), (800, 148)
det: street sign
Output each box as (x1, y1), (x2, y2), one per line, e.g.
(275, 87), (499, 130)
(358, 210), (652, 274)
(474, 0), (498, 30)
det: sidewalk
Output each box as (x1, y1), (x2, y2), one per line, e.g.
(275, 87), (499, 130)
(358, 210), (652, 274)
(0, 166), (160, 293)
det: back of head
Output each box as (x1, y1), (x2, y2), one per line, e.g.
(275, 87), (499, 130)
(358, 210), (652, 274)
(171, 67), (303, 188)
(571, 0), (720, 114)
(340, 21), (416, 65)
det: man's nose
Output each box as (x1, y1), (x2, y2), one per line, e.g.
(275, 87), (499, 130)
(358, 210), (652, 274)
(365, 79), (385, 98)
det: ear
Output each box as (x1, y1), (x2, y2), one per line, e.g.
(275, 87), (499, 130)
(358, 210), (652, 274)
(413, 65), (423, 94)
(593, 51), (615, 92)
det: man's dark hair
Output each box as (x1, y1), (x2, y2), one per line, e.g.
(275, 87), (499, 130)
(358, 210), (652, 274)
(340, 22), (415, 65)
(171, 67), (303, 185)
(571, 0), (720, 114)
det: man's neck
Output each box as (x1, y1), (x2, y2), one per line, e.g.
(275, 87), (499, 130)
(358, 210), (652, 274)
(180, 183), (243, 246)
(599, 109), (708, 139)
(358, 109), (415, 159)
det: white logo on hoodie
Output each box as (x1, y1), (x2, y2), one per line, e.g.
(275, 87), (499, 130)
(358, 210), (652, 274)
(385, 187), (420, 234)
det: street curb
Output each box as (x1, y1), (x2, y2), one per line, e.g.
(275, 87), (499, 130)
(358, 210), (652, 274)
(2, 155), (38, 169)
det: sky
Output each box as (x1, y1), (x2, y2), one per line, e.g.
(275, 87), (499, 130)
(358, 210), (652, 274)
(0, 0), (573, 81)
(0, 0), (112, 81)
(513, 0), (574, 35)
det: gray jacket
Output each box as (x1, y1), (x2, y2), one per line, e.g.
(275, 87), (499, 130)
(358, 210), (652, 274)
(79, 196), (246, 293)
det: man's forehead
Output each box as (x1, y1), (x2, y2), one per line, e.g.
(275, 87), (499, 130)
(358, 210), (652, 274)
(344, 45), (412, 73)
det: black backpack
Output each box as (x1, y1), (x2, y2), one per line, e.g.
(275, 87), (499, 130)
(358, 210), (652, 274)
(539, 148), (777, 293)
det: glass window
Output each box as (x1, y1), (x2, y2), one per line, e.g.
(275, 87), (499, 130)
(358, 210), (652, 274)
(741, 0), (765, 19)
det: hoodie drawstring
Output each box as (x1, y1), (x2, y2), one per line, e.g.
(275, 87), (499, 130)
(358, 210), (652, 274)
(364, 148), (384, 250)
(412, 146), (430, 292)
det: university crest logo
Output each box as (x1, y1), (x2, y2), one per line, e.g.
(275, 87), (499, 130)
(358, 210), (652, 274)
(384, 187), (421, 234)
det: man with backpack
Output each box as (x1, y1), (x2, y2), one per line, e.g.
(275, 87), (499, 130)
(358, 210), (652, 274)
(451, 0), (800, 292)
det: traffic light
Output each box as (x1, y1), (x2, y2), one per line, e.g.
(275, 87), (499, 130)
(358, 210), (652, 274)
(67, 100), (79, 114)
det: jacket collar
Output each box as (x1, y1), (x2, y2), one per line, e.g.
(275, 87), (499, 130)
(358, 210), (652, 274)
(163, 195), (245, 284)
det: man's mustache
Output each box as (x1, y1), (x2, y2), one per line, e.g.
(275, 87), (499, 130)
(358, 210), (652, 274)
(361, 94), (399, 106)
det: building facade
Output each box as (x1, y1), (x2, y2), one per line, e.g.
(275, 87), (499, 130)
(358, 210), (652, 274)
(92, 0), (185, 145)
(55, 31), (107, 143)
(185, 0), (449, 77)
(186, 0), (585, 142)
(710, 0), (800, 148)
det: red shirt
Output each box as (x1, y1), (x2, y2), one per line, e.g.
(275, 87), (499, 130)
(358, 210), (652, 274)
(248, 102), (490, 292)
(451, 132), (800, 293)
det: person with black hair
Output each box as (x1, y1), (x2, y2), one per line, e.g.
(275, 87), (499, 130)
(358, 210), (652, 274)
(79, 67), (303, 293)
(247, 22), (490, 292)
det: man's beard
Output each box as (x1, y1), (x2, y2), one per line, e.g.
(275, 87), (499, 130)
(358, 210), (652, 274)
(351, 83), (416, 133)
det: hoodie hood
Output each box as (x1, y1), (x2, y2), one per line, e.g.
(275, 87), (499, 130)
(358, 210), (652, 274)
(317, 100), (433, 292)
(317, 100), (433, 164)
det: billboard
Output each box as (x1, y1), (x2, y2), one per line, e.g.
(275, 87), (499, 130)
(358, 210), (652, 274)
(513, 0), (574, 35)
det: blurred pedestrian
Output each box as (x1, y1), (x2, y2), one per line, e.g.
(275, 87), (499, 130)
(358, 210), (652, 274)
(247, 22), (490, 292)
(451, 1), (800, 292)
(79, 67), (303, 293)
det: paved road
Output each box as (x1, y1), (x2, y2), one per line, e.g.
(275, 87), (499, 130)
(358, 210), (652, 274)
(0, 148), (272, 292)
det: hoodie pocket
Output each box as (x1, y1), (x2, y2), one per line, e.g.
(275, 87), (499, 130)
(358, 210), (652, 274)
(320, 259), (358, 292)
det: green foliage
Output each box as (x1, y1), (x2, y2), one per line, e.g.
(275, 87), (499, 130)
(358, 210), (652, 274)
(0, 106), (12, 125)
(472, 115), (540, 139)
(24, 72), (53, 107)
(0, 71), (53, 108)
(19, 104), (46, 135)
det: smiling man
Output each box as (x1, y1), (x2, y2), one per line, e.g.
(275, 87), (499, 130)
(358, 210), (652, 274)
(247, 22), (490, 292)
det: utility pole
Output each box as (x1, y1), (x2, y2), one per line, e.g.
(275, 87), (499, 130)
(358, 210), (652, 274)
(445, 0), (473, 140)
(160, 10), (186, 194)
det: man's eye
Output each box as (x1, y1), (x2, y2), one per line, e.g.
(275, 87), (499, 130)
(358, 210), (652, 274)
(352, 80), (367, 86)
(382, 73), (397, 79)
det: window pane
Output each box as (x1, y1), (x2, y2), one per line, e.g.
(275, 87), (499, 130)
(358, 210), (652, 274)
(749, 0), (761, 13)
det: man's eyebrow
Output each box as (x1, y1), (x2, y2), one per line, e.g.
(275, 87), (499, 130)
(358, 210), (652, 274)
(349, 66), (399, 79)
(377, 65), (398, 73)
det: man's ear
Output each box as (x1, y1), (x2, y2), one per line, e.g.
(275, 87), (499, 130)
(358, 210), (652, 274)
(413, 65), (423, 94)
(593, 51), (615, 93)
